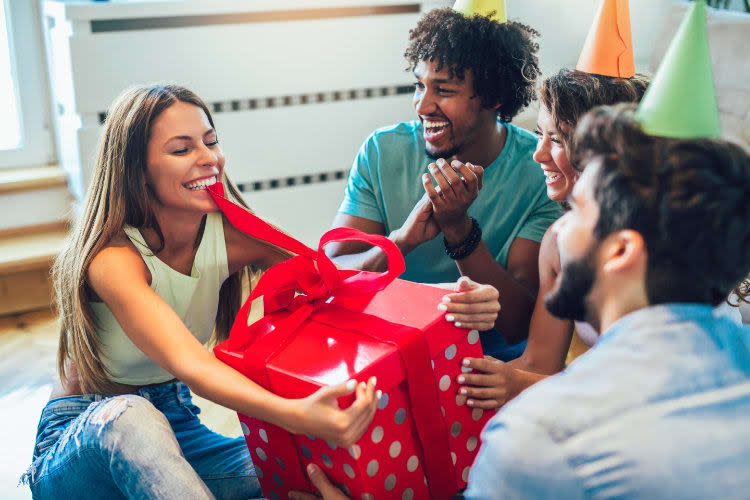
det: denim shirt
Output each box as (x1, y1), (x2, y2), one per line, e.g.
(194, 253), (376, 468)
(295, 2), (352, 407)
(466, 304), (750, 500)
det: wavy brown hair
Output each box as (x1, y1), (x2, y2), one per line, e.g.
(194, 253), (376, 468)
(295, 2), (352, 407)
(404, 8), (540, 123)
(53, 84), (255, 393)
(540, 69), (650, 164)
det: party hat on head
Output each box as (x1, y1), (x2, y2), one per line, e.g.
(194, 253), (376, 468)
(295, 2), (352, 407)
(635, 0), (720, 138)
(576, 0), (634, 78)
(453, 0), (506, 23)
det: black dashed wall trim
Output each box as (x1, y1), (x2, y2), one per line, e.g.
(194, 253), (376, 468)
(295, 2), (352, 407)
(97, 84), (413, 124)
(237, 170), (349, 193)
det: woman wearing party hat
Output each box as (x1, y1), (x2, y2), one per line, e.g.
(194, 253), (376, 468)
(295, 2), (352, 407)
(452, 0), (650, 409)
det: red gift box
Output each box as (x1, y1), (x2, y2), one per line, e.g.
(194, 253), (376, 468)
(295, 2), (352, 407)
(208, 185), (492, 500)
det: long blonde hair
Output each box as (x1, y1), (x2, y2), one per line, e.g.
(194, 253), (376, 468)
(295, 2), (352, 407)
(53, 84), (252, 393)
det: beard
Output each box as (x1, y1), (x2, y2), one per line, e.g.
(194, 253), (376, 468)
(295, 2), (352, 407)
(425, 145), (461, 161)
(544, 249), (597, 323)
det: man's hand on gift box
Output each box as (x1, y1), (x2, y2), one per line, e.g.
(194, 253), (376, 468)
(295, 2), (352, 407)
(437, 277), (501, 331)
(289, 463), (350, 500)
(422, 158), (484, 245)
(390, 192), (441, 256)
(294, 376), (380, 448)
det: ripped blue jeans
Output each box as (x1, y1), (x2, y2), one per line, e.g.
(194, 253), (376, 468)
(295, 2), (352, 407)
(21, 381), (261, 499)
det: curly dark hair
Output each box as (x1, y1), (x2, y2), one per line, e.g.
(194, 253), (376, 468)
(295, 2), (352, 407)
(573, 103), (750, 306)
(540, 69), (650, 164)
(404, 8), (540, 123)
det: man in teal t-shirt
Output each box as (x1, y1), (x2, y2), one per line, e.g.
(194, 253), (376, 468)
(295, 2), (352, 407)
(327, 9), (561, 358)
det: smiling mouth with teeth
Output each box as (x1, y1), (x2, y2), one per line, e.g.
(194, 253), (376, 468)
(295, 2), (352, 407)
(544, 171), (561, 182)
(424, 120), (450, 134)
(183, 176), (217, 190)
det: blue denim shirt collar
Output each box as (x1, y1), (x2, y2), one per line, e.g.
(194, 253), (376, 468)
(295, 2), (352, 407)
(598, 303), (716, 347)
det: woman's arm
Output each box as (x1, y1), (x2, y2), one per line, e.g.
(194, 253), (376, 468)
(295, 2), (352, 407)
(506, 228), (573, 374)
(88, 243), (377, 446)
(458, 228), (573, 410)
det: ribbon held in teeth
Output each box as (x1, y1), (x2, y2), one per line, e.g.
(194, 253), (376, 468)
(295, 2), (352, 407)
(208, 183), (459, 499)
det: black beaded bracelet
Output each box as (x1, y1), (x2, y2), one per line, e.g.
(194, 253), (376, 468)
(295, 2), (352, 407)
(444, 217), (482, 260)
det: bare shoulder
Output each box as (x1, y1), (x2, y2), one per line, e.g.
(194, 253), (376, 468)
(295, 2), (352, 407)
(88, 231), (150, 298)
(538, 226), (560, 277)
(222, 214), (292, 273)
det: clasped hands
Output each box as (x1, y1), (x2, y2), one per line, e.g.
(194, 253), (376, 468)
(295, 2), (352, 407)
(392, 158), (484, 255)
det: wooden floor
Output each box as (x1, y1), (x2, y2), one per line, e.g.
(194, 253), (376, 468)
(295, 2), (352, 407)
(0, 308), (242, 499)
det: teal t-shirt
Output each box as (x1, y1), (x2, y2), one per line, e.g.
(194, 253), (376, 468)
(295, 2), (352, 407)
(339, 120), (561, 283)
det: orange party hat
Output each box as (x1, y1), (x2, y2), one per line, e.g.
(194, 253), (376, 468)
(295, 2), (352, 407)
(576, 0), (635, 78)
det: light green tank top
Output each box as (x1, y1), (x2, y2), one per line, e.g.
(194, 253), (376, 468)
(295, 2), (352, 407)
(92, 212), (230, 385)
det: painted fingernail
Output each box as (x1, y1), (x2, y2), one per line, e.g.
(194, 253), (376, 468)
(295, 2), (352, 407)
(360, 381), (367, 389)
(455, 322), (462, 328)
(442, 296), (451, 303)
(346, 379), (356, 391)
(369, 376), (377, 386)
(307, 463), (316, 475)
(446, 315), (455, 322)
(376, 390), (382, 399)
(437, 303), (448, 311)
(463, 358), (471, 366)
(467, 399), (475, 406)
(460, 388), (468, 395)
(457, 375), (465, 383)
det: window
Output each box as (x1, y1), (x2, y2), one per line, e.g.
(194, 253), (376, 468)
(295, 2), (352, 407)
(0, 1), (20, 151)
(0, 0), (54, 169)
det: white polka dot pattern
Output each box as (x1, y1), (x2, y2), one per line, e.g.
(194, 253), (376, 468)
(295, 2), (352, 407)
(462, 466), (471, 482)
(450, 421), (462, 437)
(394, 408), (406, 425)
(472, 408), (484, 421)
(439, 375), (451, 391)
(371, 426), (384, 444)
(366, 459), (379, 477)
(467, 330), (480, 344)
(377, 392), (389, 410)
(349, 444), (361, 460)
(343, 463), (356, 479)
(255, 447), (267, 461)
(321, 454), (333, 468)
(467, 436), (478, 451)
(389, 440), (402, 458)
(407, 455), (419, 472)
(402, 488), (414, 500)
(258, 428), (268, 442)
(444, 344), (457, 360)
(385, 474), (397, 491)
(240, 422), (250, 436)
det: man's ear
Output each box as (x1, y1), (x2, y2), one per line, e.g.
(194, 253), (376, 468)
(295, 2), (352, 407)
(601, 230), (646, 274)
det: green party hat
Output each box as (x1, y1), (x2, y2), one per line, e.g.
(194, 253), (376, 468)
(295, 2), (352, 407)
(635, 0), (720, 138)
(453, 0), (507, 23)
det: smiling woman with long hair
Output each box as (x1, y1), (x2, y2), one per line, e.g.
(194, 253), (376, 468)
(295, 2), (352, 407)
(21, 85), (381, 499)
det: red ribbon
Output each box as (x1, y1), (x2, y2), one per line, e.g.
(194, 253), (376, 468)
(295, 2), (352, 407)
(209, 184), (457, 499)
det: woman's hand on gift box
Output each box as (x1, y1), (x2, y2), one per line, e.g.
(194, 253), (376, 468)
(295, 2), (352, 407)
(289, 463), (350, 500)
(294, 376), (379, 448)
(438, 277), (501, 331)
(456, 356), (524, 410)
